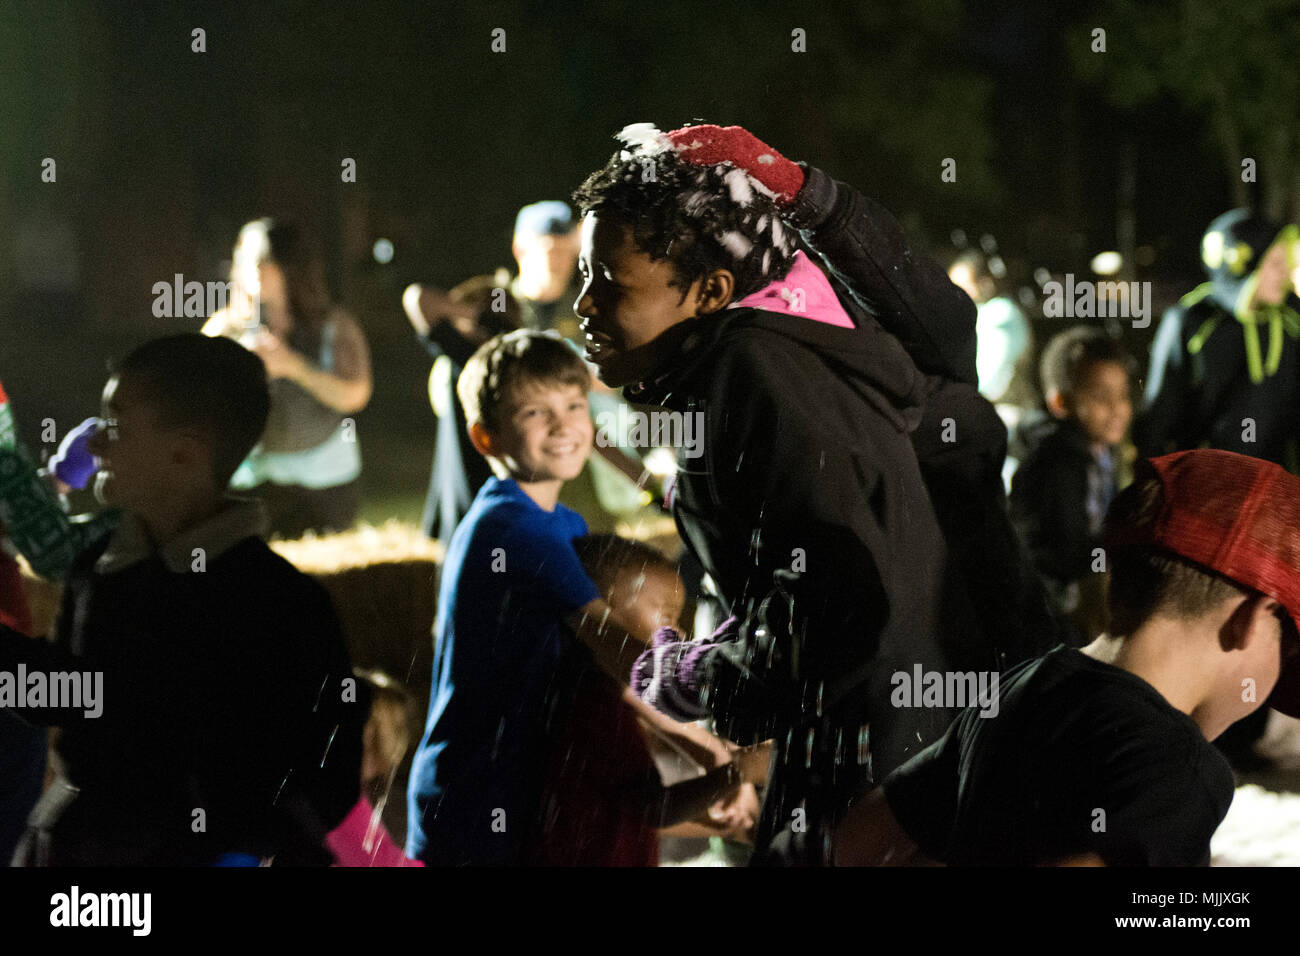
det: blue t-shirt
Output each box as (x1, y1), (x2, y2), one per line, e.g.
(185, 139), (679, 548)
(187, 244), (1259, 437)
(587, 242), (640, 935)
(406, 477), (599, 864)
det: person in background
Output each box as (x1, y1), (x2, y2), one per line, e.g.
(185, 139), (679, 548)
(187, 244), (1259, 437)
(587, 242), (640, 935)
(405, 201), (648, 543)
(0, 388), (116, 864)
(326, 669), (423, 867)
(0, 380), (47, 865)
(203, 218), (372, 539)
(405, 202), (582, 542)
(1010, 327), (1133, 645)
(1136, 210), (1300, 466)
(947, 245), (1036, 491)
(541, 534), (763, 866)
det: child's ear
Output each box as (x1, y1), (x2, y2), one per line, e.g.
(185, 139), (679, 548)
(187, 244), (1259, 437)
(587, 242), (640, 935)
(695, 269), (736, 315)
(467, 421), (498, 459)
(1045, 388), (1070, 420)
(173, 427), (214, 478)
(1224, 594), (1280, 652)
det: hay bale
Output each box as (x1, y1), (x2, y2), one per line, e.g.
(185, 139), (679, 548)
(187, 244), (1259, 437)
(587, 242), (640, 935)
(269, 520), (444, 574)
(613, 515), (683, 561)
(271, 522), (442, 697)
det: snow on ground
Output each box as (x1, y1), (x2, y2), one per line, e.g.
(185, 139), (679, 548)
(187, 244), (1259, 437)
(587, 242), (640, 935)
(1212, 712), (1300, 866)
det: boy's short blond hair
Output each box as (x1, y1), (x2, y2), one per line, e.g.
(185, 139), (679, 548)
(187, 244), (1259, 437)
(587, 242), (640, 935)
(457, 329), (591, 434)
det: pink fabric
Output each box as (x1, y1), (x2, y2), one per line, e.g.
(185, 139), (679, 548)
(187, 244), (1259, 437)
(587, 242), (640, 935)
(729, 250), (854, 328)
(326, 798), (424, 867)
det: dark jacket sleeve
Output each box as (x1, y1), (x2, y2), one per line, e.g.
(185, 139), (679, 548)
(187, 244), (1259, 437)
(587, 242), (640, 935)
(786, 166), (1060, 669)
(1133, 305), (1195, 457)
(785, 164), (979, 386)
(1008, 441), (1094, 583)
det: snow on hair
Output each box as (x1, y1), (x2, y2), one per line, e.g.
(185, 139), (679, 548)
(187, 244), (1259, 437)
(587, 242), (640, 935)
(724, 167), (754, 205)
(616, 122), (673, 156)
(720, 230), (755, 258)
(577, 123), (800, 291)
(677, 158), (797, 270)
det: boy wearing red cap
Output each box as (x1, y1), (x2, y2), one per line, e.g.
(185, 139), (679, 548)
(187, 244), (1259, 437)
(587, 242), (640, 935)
(835, 449), (1300, 866)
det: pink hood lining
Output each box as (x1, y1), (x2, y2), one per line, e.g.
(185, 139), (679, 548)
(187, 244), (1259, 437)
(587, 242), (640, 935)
(727, 250), (854, 328)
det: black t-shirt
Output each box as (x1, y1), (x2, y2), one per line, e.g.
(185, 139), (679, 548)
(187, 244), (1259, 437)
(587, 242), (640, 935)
(882, 645), (1235, 866)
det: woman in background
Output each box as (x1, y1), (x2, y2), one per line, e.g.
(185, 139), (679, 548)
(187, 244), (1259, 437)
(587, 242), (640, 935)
(204, 219), (372, 538)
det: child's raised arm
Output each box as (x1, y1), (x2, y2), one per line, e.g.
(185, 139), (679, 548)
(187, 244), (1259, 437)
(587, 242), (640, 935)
(661, 124), (978, 386)
(0, 446), (118, 582)
(784, 164), (979, 386)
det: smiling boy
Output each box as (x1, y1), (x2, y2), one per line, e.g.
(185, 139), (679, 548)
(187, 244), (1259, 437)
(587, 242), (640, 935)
(405, 329), (648, 865)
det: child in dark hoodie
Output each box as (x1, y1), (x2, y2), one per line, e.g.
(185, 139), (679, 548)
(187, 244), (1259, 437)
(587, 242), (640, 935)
(573, 123), (1056, 865)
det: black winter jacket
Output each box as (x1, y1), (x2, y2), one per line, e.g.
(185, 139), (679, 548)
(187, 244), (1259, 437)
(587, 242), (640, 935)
(0, 525), (362, 865)
(630, 166), (1058, 863)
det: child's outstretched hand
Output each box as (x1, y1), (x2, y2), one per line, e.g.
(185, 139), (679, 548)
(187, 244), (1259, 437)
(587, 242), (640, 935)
(707, 782), (761, 842)
(665, 125), (804, 203)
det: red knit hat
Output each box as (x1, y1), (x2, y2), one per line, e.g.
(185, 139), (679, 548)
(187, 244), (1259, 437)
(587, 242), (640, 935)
(1105, 449), (1300, 717)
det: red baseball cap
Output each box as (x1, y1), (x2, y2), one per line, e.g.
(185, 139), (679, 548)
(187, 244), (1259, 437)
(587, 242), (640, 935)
(1105, 449), (1300, 718)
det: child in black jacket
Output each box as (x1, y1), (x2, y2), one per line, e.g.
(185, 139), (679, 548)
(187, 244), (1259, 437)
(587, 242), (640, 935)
(1010, 326), (1133, 644)
(0, 335), (362, 865)
(573, 123), (1056, 865)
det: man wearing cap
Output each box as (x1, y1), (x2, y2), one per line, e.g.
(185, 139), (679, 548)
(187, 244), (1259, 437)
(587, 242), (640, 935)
(403, 202), (584, 541)
(834, 449), (1300, 866)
